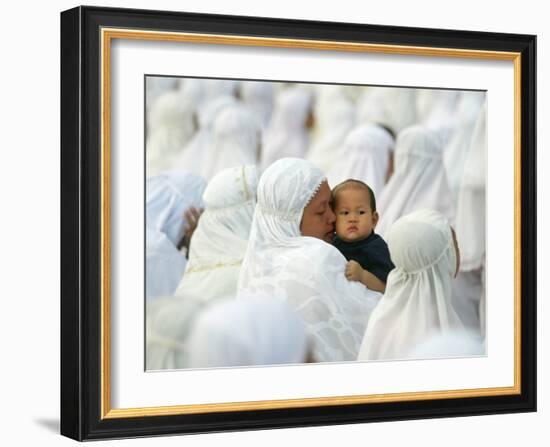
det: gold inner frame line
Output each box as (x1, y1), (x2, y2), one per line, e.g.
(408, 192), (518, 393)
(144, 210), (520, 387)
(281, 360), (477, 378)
(100, 27), (522, 420)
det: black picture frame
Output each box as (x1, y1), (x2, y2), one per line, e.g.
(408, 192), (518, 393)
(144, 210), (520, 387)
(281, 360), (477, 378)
(60, 5), (536, 441)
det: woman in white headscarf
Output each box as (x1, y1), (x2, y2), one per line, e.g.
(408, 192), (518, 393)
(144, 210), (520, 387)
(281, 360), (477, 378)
(452, 102), (487, 337)
(238, 158), (381, 363)
(146, 90), (196, 177)
(376, 125), (455, 238)
(175, 165), (258, 303)
(261, 86), (313, 170)
(306, 85), (357, 173)
(417, 89), (460, 147)
(187, 295), (310, 368)
(173, 95), (238, 176)
(326, 124), (394, 198)
(200, 104), (261, 180)
(145, 172), (206, 300)
(358, 209), (464, 361)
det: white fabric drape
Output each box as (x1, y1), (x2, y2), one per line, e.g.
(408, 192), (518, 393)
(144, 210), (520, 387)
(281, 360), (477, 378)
(145, 228), (187, 301)
(187, 295), (309, 368)
(261, 87), (313, 170)
(146, 171), (206, 246)
(358, 209), (464, 361)
(237, 158), (381, 363)
(376, 125), (455, 238)
(175, 165), (258, 303)
(326, 124), (394, 197)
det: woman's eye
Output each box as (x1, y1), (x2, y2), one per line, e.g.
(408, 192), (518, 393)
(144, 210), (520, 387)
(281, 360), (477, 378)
(359, 211), (365, 215)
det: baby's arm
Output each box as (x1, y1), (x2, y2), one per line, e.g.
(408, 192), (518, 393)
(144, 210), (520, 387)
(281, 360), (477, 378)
(345, 260), (386, 293)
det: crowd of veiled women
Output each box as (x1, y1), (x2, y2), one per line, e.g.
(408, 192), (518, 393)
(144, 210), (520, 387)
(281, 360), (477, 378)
(145, 77), (486, 370)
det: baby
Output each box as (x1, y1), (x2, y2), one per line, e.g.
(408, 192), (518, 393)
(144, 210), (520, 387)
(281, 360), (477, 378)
(332, 179), (394, 292)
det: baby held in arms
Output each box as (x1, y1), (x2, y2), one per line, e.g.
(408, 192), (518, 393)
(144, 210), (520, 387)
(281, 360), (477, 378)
(332, 179), (394, 292)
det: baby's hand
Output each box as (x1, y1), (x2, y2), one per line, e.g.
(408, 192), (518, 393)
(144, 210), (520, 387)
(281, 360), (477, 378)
(345, 260), (364, 282)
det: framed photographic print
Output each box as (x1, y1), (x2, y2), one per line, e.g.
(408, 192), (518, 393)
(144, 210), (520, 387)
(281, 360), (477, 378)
(60, 5), (536, 441)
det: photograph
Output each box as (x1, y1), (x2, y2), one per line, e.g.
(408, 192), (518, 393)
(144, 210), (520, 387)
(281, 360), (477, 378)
(144, 77), (488, 370)
(59, 5), (536, 440)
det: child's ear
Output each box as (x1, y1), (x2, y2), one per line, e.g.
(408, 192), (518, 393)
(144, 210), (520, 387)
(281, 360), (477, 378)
(372, 211), (379, 227)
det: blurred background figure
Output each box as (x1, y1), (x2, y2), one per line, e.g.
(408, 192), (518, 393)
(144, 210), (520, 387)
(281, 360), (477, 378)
(326, 124), (394, 198)
(145, 172), (206, 300)
(146, 90), (197, 177)
(187, 295), (310, 368)
(307, 84), (357, 173)
(452, 102), (487, 338)
(376, 125), (455, 238)
(239, 80), (275, 131)
(261, 85), (313, 170)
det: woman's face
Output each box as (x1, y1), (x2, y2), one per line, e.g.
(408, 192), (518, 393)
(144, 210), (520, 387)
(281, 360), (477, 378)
(300, 181), (336, 243)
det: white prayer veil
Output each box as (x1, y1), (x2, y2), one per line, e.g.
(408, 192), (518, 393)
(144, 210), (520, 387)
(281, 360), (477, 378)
(357, 87), (417, 136)
(173, 95), (238, 176)
(261, 86), (313, 170)
(145, 228), (187, 301)
(419, 90), (461, 147)
(326, 124), (394, 198)
(306, 85), (357, 173)
(146, 91), (196, 176)
(175, 165), (258, 303)
(145, 76), (178, 110)
(358, 209), (464, 361)
(201, 104), (261, 180)
(187, 295), (309, 368)
(146, 171), (206, 246)
(376, 125), (455, 238)
(238, 158), (381, 362)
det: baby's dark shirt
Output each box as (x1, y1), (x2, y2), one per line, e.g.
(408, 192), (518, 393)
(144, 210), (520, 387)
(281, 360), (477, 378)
(333, 232), (395, 283)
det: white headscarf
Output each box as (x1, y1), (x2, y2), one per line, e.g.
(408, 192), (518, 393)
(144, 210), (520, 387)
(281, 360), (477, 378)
(178, 78), (238, 108)
(306, 86), (357, 173)
(146, 172), (206, 246)
(238, 158), (381, 362)
(145, 228), (188, 301)
(173, 95), (239, 176)
(199, 104), (261, 181)
(357, 87), (417, 136)
(146, 91), (196, 177)
(376, 125), (455, 238)
(261, 86), (313, 170)
(358, 209), (463, 361)
(145, 76), (178, 111)
(187, 295), (309, 368)
(175, 165), (259, 303)
(326, 124), (394, 198)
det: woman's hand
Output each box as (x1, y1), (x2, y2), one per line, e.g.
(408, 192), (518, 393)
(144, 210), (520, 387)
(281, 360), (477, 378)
(345, 260), (365, 282)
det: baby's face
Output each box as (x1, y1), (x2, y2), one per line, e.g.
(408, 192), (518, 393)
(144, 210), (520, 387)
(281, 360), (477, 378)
(334, 188), (379, 242)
